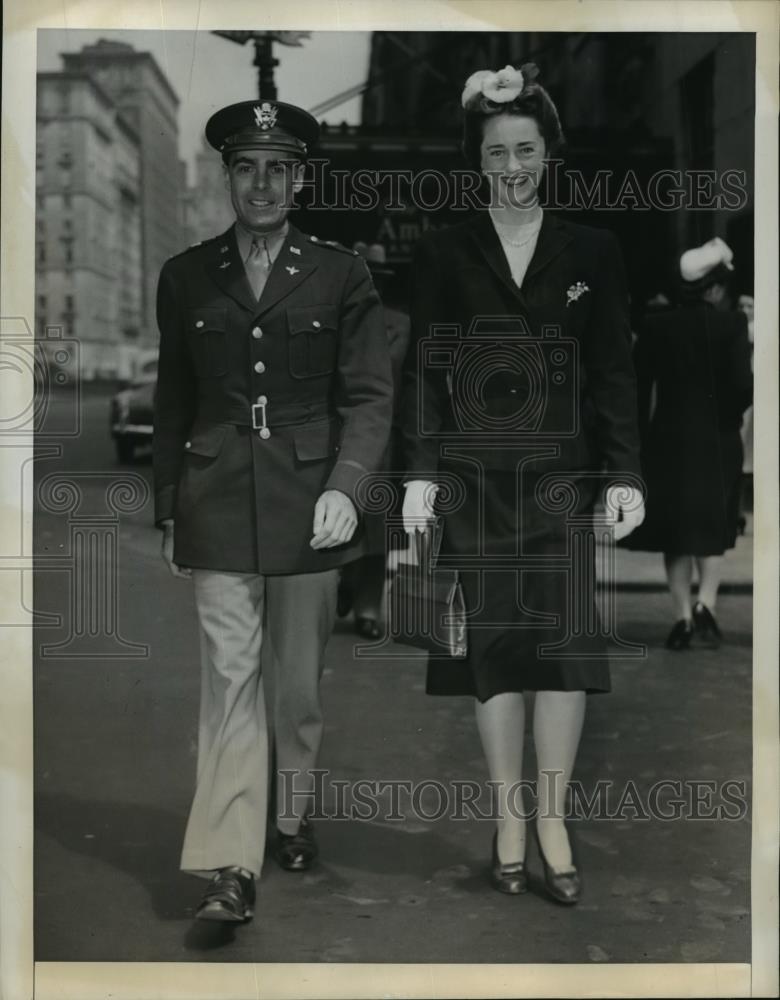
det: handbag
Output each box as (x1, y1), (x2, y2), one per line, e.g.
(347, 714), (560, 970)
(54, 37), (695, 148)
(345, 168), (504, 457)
(389, 518), (467, 658)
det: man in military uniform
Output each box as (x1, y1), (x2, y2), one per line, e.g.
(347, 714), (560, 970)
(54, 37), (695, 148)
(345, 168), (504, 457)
(153, 99), (393, 922)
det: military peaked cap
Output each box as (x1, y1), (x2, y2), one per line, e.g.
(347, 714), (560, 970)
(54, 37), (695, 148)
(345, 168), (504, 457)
(206, 99), (319, 157)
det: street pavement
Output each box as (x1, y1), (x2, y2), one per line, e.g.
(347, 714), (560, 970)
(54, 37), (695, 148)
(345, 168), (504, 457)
(33, 389), (752, 964)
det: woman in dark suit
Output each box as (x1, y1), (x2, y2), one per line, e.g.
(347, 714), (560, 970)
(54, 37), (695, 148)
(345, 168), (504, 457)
(400, 64), (644, 903)
(623, 239), (753, 649)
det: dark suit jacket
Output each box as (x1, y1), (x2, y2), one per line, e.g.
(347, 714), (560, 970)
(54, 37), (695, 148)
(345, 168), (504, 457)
(152, 222), (393, 574)
(401, 212), (642, 487)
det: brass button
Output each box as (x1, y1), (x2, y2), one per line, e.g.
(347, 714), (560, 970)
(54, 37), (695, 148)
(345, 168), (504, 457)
(312, 320), (321, 329)
(258, 427), (271, 440)
(252, 327), (263, 339)
(184, 441), (191, 449)
(195, 320), (204, 329)
(257, 394), (268, 405)
(254, 361), (266, 373)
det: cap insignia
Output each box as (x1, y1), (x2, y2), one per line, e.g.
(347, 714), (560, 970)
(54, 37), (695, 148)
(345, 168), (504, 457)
(254, 102), (278, 130)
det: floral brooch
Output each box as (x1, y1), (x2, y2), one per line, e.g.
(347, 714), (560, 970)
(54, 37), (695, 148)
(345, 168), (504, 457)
(566, 281), (590, 306)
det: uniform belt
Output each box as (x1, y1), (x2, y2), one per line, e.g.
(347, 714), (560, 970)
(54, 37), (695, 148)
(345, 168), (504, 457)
(215, 399), (334, 430)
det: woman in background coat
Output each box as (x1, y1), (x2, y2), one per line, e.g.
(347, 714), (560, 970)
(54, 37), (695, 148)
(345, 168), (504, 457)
(401, 64), (644, 904)
(624, 239), (753, 649)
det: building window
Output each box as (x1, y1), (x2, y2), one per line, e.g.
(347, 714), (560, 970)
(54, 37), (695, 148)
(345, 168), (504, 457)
(63, 193), (71, 209)
(37, 243), (46, 264)
(65, 294), (74, 314)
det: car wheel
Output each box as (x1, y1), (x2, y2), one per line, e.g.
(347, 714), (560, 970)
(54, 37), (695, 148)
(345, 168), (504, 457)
(116, 438), (135, 463)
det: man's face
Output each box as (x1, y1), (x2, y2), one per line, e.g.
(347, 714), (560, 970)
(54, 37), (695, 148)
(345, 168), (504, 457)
(224, 149), (304, 233)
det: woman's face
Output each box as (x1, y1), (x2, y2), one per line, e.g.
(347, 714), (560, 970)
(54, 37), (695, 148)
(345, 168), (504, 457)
(480, 114), (546, 210)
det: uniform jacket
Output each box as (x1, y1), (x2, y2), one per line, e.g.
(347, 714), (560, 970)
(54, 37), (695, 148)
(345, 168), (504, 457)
(401, 212), (642, 487)
(152, 222), (394, 574)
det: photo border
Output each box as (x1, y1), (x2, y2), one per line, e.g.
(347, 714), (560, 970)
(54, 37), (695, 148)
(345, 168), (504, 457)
(1, 1), (777, 997)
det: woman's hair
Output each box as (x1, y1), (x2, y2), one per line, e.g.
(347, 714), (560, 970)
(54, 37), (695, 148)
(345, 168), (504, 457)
(461, 63), (565, 170)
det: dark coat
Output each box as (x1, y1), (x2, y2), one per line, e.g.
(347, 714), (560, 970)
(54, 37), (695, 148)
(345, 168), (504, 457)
(399, 211), (642, 700)
(401, 211), (642, 483)
(623, 303), (753, 555)
(152, 222), (394, 574)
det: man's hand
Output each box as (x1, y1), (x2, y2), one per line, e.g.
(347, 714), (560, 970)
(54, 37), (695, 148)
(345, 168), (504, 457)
(402, 480), (438, 534)
(160, 520), (192, 578)
(604, 484), (646, 541)
(310, 490), (358, 549)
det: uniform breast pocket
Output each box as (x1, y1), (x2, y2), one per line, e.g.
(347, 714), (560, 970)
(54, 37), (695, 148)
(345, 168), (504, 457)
(188, 307), (228, 377)
(287, 305), (339, 379)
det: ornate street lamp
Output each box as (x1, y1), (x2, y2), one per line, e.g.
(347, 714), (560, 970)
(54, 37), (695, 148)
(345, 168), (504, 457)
(212, 30), (311, 100)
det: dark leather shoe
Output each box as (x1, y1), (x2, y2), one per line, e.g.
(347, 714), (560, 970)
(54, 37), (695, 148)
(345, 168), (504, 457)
(692, 601), (722, 648)
(195, 867), (255, 922)
(355, 616), (382, 639)
(490, 831), (528, 895)
(665, 618), (694, 650)
(534, 826), (581, 905)
(275, 817), (317, 871)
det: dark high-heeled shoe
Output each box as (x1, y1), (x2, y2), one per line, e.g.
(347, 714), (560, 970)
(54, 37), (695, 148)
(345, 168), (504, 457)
(490, 831), (528, 895)
(692, 601), (722, 649)
(665, 618), (694, 650)
(534, 825), (581, 905)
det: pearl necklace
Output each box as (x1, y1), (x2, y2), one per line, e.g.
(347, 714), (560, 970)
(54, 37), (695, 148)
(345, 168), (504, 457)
(490, 209), (543, 248)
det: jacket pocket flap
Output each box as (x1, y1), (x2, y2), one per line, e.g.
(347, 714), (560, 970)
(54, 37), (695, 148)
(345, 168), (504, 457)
(288, 304), (338, 335)
(185, 423), (228, 457)
(189, 306), (227, 333)
(293, 418), (340, 461)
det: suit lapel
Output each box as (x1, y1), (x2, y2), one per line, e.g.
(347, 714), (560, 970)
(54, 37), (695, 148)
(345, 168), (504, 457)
(254, 224), (318, 317)
(206, 225), (257, 314)
(467, 212), (575, 303)
(468, 212), (527, 306)
(523, 213), (574, 284)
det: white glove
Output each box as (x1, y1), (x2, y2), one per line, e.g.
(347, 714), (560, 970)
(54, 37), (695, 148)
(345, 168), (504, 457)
(604, 484), (646, 541)
(402, 480), (438, 534)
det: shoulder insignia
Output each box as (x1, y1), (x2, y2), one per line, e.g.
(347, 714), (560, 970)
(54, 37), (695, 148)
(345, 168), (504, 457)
(167, 234), (220, 261)
(304, 234), (358, 256)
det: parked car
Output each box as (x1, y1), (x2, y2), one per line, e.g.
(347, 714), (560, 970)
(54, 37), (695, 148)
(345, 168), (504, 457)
(109, 356), (157, 462)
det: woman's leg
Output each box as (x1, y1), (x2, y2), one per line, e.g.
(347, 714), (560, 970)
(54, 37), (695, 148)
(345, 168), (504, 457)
(663, 553), (693, 619)
(533, 690), (586, 872)
(475, 692), (527, 863)
(694, 555), (724, 611)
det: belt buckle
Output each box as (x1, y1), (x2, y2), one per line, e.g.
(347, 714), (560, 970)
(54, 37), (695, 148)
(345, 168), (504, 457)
(251, 397), (267, 431)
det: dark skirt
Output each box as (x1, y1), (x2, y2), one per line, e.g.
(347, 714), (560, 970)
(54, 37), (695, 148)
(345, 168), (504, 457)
(426, 461), (611, 701)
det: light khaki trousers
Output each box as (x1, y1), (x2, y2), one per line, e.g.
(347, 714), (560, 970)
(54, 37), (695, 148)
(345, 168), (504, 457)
(181, 567), (338, 879)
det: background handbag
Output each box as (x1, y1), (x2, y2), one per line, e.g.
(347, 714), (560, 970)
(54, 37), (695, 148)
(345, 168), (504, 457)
(389, 518), (467, 658)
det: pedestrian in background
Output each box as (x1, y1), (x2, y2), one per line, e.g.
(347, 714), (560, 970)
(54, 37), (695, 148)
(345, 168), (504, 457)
(153, 99), (392, 923)
(625, 238), (753, 650)
(337, 243), (411, 638)
(401, 63), (644, 905)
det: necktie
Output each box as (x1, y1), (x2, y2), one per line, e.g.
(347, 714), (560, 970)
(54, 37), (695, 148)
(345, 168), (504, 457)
(244, 237), (272, 299)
